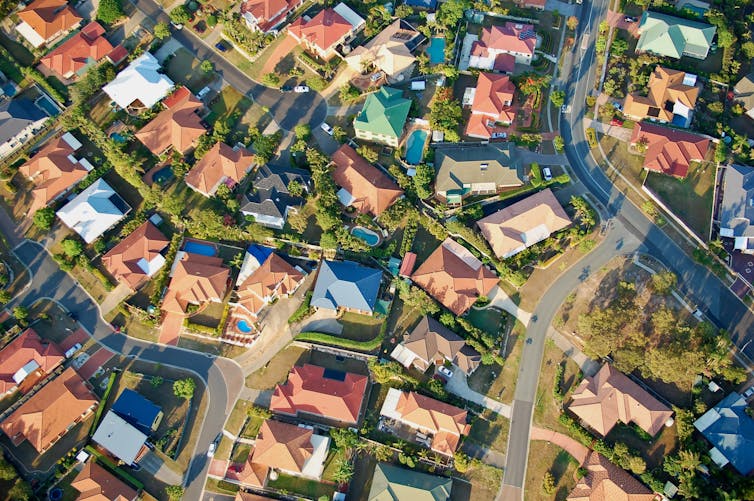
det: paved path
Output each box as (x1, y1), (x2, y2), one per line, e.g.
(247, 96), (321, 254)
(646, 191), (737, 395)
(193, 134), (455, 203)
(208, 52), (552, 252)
(99, 282), (132, 315)
(462, 441), (506, 469)
(547, 327), (600, 377)
(77, 347), (115, 380)
(530, 426), (588, 465)
(589, 119), (632, 141)
(447, 372), (512, 418)
(140, 450), (183, 485)
(484, 285), (532, 325)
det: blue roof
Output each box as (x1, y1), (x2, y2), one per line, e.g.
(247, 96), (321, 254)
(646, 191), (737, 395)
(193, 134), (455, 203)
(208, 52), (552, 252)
(112, 389), (162, 434)
(404, 0), (437, 9)
(311, 260), (382, 313)
(695, 392), (754, 475)
(247, 244), (274, 267)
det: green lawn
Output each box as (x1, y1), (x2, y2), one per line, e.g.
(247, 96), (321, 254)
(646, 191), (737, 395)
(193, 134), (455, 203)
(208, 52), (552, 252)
(268, 473), (335, 500)
(164, 48), (215, 94)
(466, 307), (505, 336)
(226, 399), (253, 435)
(339, 311), (383, 341)
(240, 415), (264, 439)
(465, 409), (510, 454)
(231, 443), (251, 463)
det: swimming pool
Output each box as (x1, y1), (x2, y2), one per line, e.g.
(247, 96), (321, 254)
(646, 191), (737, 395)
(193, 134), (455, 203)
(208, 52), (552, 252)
(152, 166), (174, 185)
(183, 240), (217, 256)
(351, 226), (380, 247)
(237, 320), (253, 333)
(427, 37), (445, 65)
(110, 132), (127, 143)
(35, 95), (60, 116)
(405, 129), (428, 165)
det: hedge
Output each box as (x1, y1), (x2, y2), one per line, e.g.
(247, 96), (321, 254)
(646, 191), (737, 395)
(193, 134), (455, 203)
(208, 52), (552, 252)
(296, 330), (383, 352)
(89, 371), (117, 436)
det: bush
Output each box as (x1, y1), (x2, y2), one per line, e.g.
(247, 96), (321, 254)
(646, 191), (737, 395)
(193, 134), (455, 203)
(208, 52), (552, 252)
(62, 238), (84, 258)
(307, 75), (328, 91)
(173, 377), (196, 400)
(207, 14), (218, 27)
(97, 0), (125, 25)
(288, 291), (313, 323)
(169, 5), (191, 25)
(33, 207), (55, 230)
(296, 330), (383, 352)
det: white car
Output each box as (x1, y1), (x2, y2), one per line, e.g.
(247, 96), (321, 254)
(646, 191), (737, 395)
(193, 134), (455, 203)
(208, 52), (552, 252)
(542, 167), (552, 181)
(293, 85), (310, 93)
(320, 122), (333, 135)
(206, 442), (216, 457)
(438, 366), (453, 378)
(744, 386), (754, 399)
(197, 86), (211, 99)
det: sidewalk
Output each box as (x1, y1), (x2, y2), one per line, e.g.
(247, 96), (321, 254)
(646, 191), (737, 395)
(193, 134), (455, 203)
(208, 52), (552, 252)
(531, 426), (589, 465)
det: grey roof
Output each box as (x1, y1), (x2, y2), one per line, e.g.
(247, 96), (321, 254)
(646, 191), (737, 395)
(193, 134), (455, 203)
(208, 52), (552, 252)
(694, 392), (754, 475)
(720, 164), (754, 237)
(92, 410), (148, 466)
(733, 71), (754, 111)
(241, 165), (311, 220)
(368, 462), (452, 501)
(0, 98), (47, 146)
(434, 142), (524, 195)
(403, 316), (481, 374)
(311, 260), (382, 313)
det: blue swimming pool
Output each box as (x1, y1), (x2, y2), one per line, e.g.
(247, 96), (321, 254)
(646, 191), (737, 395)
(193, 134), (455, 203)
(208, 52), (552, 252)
(110, 132), (127, 143)
(427, 37), (445, 65)
(35, 95), (60, 116)
(351, 226), (380, 247)
(237, 320), (253, 333)
(184, 240), (217, 256)
(152, 166), (174, 185)
(405, 129), (428, 165)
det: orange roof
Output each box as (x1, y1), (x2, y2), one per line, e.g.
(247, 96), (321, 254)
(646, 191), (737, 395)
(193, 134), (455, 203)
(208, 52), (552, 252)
(0, 328), (64, 394)
(241, 0), (296, 32)
(185, 142), (256, 197)
(567, 451), (656, 501)
(630, 122), (709, 178)
(39, 22), (112, 79)
(623, 67), (699, 122)
(399, 252), (417, 277)
(394, 390), (470, 455)
(161, 251), (230, 315)
(471, 22), (536, 59)
(101, 221), (169, 289)
(236, 459), (270, 488)
(18, 135), (89, 213)
(71, 460), (138, 501)
(568, 364), (673, 437)
(18, 0), (82, 42)
(287, 8), (352, 53)
(236, 253), (304, 317)
(331, 144), (403, 216)
(464, 112), (512, 139)
(135, 86), (206, 156)
(471, 72), (516, 121)
(270, 364), (368, 424)
(411, 238), (498, 315)
(251, 420), (314, 473)
(235, 491), (277, 501)
(0, 367), (97, 452)
(476, 188), (571, 258)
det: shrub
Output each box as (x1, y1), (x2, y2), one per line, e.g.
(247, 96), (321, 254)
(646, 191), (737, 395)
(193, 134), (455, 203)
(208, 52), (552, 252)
(97, 0), (125, 25)
(296, 330), (383, 352)
(62, 238), (84, 258)
(307, 75), (328, 91)
(173, 377), (196, 400)
(169, 5), (191, 25)
(33, 207), (55, 230)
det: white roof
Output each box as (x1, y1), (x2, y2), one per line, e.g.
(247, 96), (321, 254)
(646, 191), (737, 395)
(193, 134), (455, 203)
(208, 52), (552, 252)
(78, 158), (94, 172)
(337, 187), (356, 207)
(682, 73), (698, 86)
(56, 178), (130, 243)
(136, 254), (166, 277)
(300, 432), (330, 479)
(15, 21), (46, 48)
(709, 447), (730, 468)
(379, 387), (404, 420)
(12, 359), (40, 384)
(333, 2), (365, 29)
(61, 132), (82, 150)
(92, 410), (148, 465)
(390, 344), (416, 368)
(103, 53), (174, 109)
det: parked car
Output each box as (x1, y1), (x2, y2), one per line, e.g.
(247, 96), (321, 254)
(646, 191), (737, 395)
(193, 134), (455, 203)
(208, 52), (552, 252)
(197, 86), (211, 99)
(437, 366), (453, 379)
(624, 16), (638, 22)
(206, 442), (216, 457)
(281, 85), (293, 92)
(542, 167), (552, 181)
(214, 42), (228, 52)
(293, 85), (310, 93)
(610, 118), (624, 126)
(320, 122), (333, 135)
(744, 386), (754, 398)
(64, 343), (82, 359)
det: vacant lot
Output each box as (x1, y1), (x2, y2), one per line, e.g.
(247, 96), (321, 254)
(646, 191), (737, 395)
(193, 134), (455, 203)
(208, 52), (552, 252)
(245, 344), (308, 389)
(468, 320), (525, 404)
(464, 409), (510, 454)
(524, 441), (579, 501)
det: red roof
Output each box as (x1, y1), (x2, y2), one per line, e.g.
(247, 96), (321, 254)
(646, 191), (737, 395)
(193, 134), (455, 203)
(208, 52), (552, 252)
(106, 45), (128, 64)
(240, 0), (297, 32)
(135, 86), (206, 156)
(101, 221), (169, 289)
(471, 22), (536, 58)
(185, 142), (256, 197)
(331, 144), (403, 216)
(493, 53), (516, 73)
(471, 72), (516, 120)
(287, 8), (352, 53)
(18, 0), (82, 42)
(39, 22), (112, 79)
(0, 328), (64, 394)
(630, 122), (710, 178)
(399, 252), (417, 277)
(270, 364), (368, 424)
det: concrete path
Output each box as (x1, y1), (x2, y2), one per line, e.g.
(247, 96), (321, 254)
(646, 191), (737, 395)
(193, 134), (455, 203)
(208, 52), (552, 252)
(484, 285), (532, 325)
(99, 282), (132, 315)
(326, 104), (363, 117)
(140, 450), (183, 484)
(547, 328), (600, 377)
(447, 372), (512, 418)
(462, 441), (506, 469)
(238, 388), (273, 407)
(589, 119), (632, 142)
(458, 33), (478, 71)
(154, 38), (183, 63)
(530, 426), (589, 465)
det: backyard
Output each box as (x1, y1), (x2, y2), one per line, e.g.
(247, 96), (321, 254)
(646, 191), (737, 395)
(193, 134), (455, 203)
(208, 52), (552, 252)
(339, 311), (384, 340)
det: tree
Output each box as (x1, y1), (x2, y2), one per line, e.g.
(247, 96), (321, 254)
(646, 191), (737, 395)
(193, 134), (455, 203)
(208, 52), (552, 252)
(0, 290), (11, 305)
(566, 15), (578, 31)
(7, 480), (32, 501)
(332, 125), (346, 143)
(516, 72), (551, 96)
(339, 82), (361, 103)
(173, 378), (196, 400)
(294, 123), (311, 141)
(413, 163), (434, 199)
(743, 41), (754, 59)
(150, 375), (164, 387)
(169, 5), (191, 25)
(395, 4), (412, 18)
(429, 88), (462, 142)
(262, 72), (280, 87)
(62, 238), (84, 258)
(13, 306), (29, 324)
(550, 90), (566, 108)
(553, 135), (565, 153)
(206, 14), (218, 27)
(651, 270), (677, 295)
(542, 472), (556, 495)
(97, 0), (125, 24)
(200, 60), (214, 73)
(287, 180), (304, 197)
(165, 485), (184, 501)
(707, 101), (724, 115)
(715, 143), (728, 164)
(33, 207), (55, 230)
(154, 22), (170, 39)
(0, 457), (17, 481)
(330, 428), (359, 451)
(610, 38), (629, 56)
(357, 144), (379, 163)
(437, 0), (468, 28)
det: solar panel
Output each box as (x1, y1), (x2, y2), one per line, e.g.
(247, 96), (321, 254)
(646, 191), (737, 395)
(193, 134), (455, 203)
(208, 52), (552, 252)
(323, 368), (347, 381)
(518, 30), (536, 40)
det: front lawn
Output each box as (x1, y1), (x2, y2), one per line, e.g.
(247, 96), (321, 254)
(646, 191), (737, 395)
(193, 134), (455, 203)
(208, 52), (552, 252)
(465, 409), (510, 454)
(524, 441), (579, 501)
(339, 311), (383, 341)
(459, 463), (504, 501)
(467, 320), (525, 404)
(164, 48), (216, 94)
(466, 307), (505, 336)
(245, 345), (308, 389)
(532, 340), (582, 435)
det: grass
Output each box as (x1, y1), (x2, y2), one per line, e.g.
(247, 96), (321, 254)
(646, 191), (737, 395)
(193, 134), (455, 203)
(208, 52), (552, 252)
(90, 94), (123, 127)
(605, 421), (678, 470)
(267, 472), (335, 500)
(164, 48), (215, 94)
(321, 447), (347, 483)
(296, 330), (384, 352)
(226, 399), (254, 436)
(459, 463), (504, 500)
(205, 478), (240, 495)
(215, 435), (234, 461)
(524, 441), (579, 501)
(245, 344), (308, 389)
(207, 86), (253, 127)
(532, 340), (582, 435)
(53, 467), (83, 501)
(466, 308), (505, 336)
(339, 311), (383, 340)
(467, 320), (525, 404)
(240, 415), (264, 439)
(245, 33), (294, 80)
(231, 443), (251, 463)
(600, 135), (645, 182)
(465, 409), (510, 454)
(176, 336), (247, 358)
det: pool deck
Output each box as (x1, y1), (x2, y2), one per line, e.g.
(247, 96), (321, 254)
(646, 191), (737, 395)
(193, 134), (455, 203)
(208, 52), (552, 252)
(143, 162), (170, 187)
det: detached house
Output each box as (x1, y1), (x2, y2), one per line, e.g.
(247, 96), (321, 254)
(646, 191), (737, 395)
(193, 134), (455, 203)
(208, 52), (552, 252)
(39, 22), (114, 82)
(235, 246), (305, 318)
(185, 142), (255, 197)
(111, 388), (164, 434)
(623, 67), (699, 127)
(72, 460), (138, 501)
(733, 70), (754, 120)
(465, 72), (517, 139)
(468, 22), (537, 69)
(0, 328), (64, 396)
(566, 451), (655, 501)
(0, 97), (50, 160)
(92, 410), (149, 466)
(135, 86), (206, 157)
(241, 0), (303, 33)
(718, 164), (754, 254)
(56, 178), (131, 243)
(161, 246), (230, 315)
(353, 86), (411, 147)
(16, 0), (82, 48)
(241, 165), (311, 229)
(630, 121), (710, 178)
(332, 144), (403, 216)
(311, 259), (382, 315)
(636, 11), (715, 60)
(345, 19), (423, 84)
(103, 52), (174, 110)
(287, 3), (365, 59)
(368, 463), (452, 501)
(101, 221), (169, 290)
(694, 392), (754, 475)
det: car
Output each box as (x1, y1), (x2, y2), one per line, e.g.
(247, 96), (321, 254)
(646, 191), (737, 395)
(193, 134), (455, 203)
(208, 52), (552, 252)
(744, 386), (754, 398)
(624, 16), (638, 22)
(542, 167), (552, 181)
(194, 23), (206, 33)
(293, 85), (310, 93)
(611, 101), (623, 111)
(610, 118), (624, 126)
(281, 85), (293, 92)
(320, 122), (333, 135)
(206, 442), (216, 457)
(197, 86), (211, 99)
(214, 42), (228, 52)
(170, 22), (183, 30)
(64, 343), (82, 359)
(437, 366), (453, 378)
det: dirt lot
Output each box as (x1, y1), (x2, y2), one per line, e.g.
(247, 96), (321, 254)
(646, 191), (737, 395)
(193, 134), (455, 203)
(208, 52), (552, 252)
(524, 441), (579, 501)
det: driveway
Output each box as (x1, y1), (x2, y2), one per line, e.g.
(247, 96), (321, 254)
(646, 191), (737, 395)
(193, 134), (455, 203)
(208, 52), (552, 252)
(140, 450), (183, 485)
(589, 119), (632, 142)
(313, 126), (340, 155)
(484, 286), (532, 325)
(298, 309), (343, 335)
(446, 372), (512, 418)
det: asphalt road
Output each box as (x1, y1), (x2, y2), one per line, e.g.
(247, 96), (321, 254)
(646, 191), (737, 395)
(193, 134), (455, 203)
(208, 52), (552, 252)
(129, 0), (328, 131)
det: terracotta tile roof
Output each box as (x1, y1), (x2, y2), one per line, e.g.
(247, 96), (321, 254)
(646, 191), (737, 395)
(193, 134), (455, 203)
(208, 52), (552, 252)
(270, 364), (368, 424)
(101, 221), (169, 290)
(0, 328), (64, 394)
(236, 253), (304, 317)
(624, 67), (699, 123)
(331, 144), (403, 216)
(287, 8), (352, 53)
(630, 122), (709, 178)
(411, 238), (498, 315)
(399, 252), (417, 277)
(493, 53), (516, 73)
(71, 460), (138, 501)
(18, 0), (82, 41)
(39, 22), (112, 79)
(185, 142), (255, 197)
(161, 251), (230, 315)
(0, 367), (97, 452)
(106, 45), (128, 65)
(568, 364), (673, 437)
(464, 113), (511, 139)
(476, 188), (571, 258)
(567, 451), (656, 501)
(236, 460), (269, 487)
(400, 316), (481, 375)
(241, 0), (295, 32)
(18, 134), (89, 213)
(393, 390), (470, 455)
(251, 420), (314, 473)
(135, 86), (206, 156)
(471, 22), (536, 58)
(471, 72), (516, 120)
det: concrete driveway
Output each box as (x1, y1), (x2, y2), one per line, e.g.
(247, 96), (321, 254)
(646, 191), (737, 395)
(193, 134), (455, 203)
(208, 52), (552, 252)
(484, 286), (532, 325)
(139, 450), (183, 484)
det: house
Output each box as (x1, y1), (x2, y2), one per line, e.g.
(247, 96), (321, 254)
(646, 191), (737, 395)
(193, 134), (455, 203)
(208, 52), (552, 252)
(240, 165), (310, 229)
(240, 0), (303, 33)
(345, 20), (423, 84)
(411, 238), (498, 316)
(92, 410), (149, 466)
(161, 248), (230, 315)
(718, 164), (754, 254)
(636, 11), (715, 60)
(270, 364), (369, 425)
(399, 251), (417, 277)
(72, 460), (138, 501)
(403, 0), (438, 10)
(185, 142), (255, 197)
(368, 463), (452, 501)
(56, 178), (131, 243)
(566, 451), (655, 501)
(630, 121), (710, 178)
(0, 328), (64, 396)
(16, 0), (82, 48)
(733, 70), (754, 120)
(353, 86), (412, 147)
(694, 392), (754, 475)
(623, 67), (699, 127)
(310, 259), (382, 315)
(476, 188), (571, 258)
(38, 22), (114, 81)
(433, 142), (525, 203)
(235, 247), (305, 318)
(111, 388), (164, 434)
(103, 52), (175, 110)
(135, 86), (206, 157)
(18, 132), (92, 214)
(380, 388), (470, 455)
(331, 144), (403, 216)
(568, 364), (674, 437)
(513, 0), (546, 10)
(468, 22), (537, 69)
(465, 73), (517, 139)
(0, 97), (50, 159)
(0, 367), (97, 453)
(287, 3), (365, 59)
(237, 420), (330, 487)
(390, 316), (481, 375)
(101, 221), (169, 290)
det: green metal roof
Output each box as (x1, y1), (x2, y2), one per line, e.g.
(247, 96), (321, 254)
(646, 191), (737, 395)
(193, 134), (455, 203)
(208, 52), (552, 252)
(636, 11), (716, 60)
(354, 87), (411, 139)
(368, 463), (452, 501)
